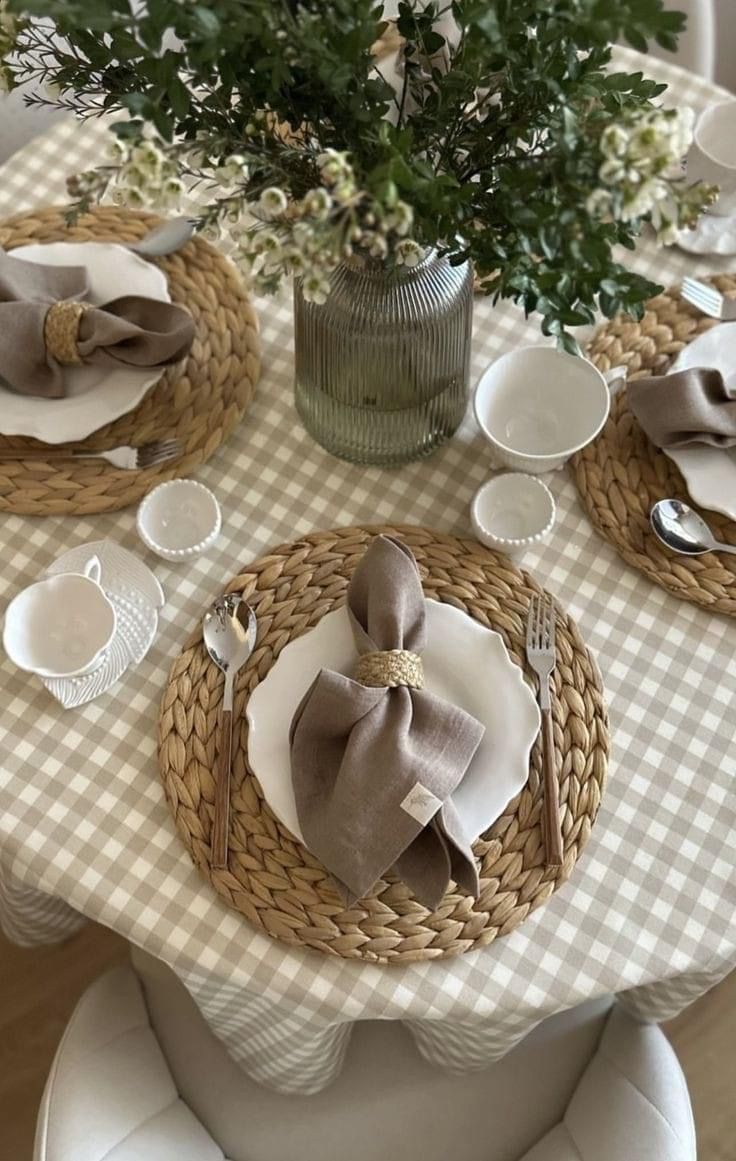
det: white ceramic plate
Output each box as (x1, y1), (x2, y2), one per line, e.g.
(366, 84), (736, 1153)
(666, 324), (736, 521)
(1, 242), (170, 443)
(676, 212), (736, 257)
(247, 599), (541, 846)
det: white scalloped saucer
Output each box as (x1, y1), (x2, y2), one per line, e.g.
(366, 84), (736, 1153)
(42, 540), (164, 708)
(247, 599), (541, 845)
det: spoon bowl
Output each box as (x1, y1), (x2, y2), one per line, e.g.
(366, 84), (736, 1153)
(650, 498), (736, 556)
(203, 593), (257, 867)
(128, 217), (197, 258)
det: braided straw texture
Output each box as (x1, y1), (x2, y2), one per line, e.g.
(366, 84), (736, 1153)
(575, 276), (736, 618)
(158, 526), (609, 964)
(0, 205), (261, 515)
(43, 300), (89, 364)
(354, 648), (425, 689)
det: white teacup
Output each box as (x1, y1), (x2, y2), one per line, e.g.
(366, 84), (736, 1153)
(687, 101), (736, 217)
(3, 556), (116, 679)
(473, 346), (612, 473)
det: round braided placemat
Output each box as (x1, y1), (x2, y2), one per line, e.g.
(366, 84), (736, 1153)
(158, 525), (609, 963)
(574, 276), (736, 618)
(0, 205), (260, 515)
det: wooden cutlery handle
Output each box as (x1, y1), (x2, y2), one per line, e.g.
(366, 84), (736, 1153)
(212, 707), (233, 869)
(0, 448), (83, 461)
(541, 707), (564, 867)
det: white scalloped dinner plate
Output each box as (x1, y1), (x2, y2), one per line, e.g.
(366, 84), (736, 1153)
(247, 599), (541, 846)
(1, 242), (170, 443)
(666, 324), (736, 521)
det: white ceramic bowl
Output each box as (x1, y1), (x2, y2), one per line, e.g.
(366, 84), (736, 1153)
(3, 556), (116, 679)
(137, 480), (222, 562)
(471, 474), (556, 553)
(473, 345), (611, 473)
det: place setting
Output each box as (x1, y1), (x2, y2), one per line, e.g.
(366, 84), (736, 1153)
(159, 525), (609, 963)
(0, 205), (261, 515)
(576, 271), (736, 618)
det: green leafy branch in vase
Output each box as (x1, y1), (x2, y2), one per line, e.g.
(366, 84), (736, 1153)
(0, 0), (717, 346)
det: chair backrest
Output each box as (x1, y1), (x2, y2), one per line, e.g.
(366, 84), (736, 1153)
(133, 946), (611, 1161)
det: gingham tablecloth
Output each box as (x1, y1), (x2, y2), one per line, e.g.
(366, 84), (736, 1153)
(1, 48), (735, 1095)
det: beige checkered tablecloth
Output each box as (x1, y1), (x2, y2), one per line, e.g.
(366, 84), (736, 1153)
(1, 48), (735, 1095)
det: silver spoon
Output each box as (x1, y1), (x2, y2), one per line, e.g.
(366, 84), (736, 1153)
(203, 593), (257, 868)
(126, 217), (197, 258)
(650, 498), (736, 557)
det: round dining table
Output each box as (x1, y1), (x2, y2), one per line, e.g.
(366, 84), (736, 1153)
(0, 47), (734, 1095)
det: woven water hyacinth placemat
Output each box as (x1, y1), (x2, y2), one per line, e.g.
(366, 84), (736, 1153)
(158, 525), (609, 964)
(575, 277), (736, 618)
(0, 205), (261, 515)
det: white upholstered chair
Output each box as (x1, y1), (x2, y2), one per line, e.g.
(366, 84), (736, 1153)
(33, 946), (696, 1161)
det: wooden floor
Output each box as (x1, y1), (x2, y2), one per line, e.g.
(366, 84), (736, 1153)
(1, 924), (734, 1161)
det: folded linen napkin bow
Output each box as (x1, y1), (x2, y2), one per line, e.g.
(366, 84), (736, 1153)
(289, 535), (485, 909)
(628, 366), (736, 449)
(0, 246), (195, 398)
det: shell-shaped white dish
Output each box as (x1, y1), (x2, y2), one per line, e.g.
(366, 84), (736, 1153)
(0, 242), (170, 443)
(247, 599), (541, 845)
(43, 540), (163, 708)
(666, 324), (736, 521)
(676, 212), (736, 256)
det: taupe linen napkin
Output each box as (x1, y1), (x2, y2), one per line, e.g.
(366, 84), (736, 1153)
(0, 247), (195, 398)
(289, 535), (485, 909)
(628, 367), (736, 449)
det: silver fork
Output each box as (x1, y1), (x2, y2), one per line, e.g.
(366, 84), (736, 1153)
(525, 594), (564, 867)
(0, 438), (182, 469)
(680, 277), (736, 321)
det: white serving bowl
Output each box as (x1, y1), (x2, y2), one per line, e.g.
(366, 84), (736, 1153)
(137, 480), (221, 562)
(3, 556), (116, 679)
(471, 473), (556, 553)
(473, 345), (611, 473)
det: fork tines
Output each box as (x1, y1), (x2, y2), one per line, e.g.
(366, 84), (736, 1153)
(680, 277), (730, 319)
(136, 439), (182, 468)
(526, 594), (555, 652)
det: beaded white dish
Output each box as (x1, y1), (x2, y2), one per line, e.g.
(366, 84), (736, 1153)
(471, 473), (556, 553)
(42, 540), (164, 708)
(137, 480), (221, 561)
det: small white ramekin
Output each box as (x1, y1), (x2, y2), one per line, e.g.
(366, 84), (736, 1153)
(137, 480), (221, 562)
(471, 473), (556, 554)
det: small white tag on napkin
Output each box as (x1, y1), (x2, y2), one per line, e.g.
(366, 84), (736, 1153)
(400, 783), (442, 826)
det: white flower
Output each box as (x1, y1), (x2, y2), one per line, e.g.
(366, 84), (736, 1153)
(600, 125), (630, 160)
(44, 80), (62, 99)
(111, 186), (145, 209)
(318, 148), (351, 186)
(259, 186), (288, 218)
(215, 153), (249, 186)
(301, 272), (331, 305)
(395, 239), (423, 267)
(130, 142), (165, 173)
(368, 233), (389, 259)
(586, 188), (612, 217)
(302, 188), (332, 221)
(105, 137), (129, 164)
(385, 199), (413, 237)
(158, 177), (185, 210)
(599, 158), (627, 184)
(200, 220), (223, 242)
(656, 217), (679, 246)
(284, 247), (308, 274)
(332, 180), (357, 205)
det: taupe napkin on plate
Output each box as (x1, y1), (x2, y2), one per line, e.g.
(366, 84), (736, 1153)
(289, 535), (485, 909)
(628, 367), (736, 449)
(0, 246), (195, 399)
